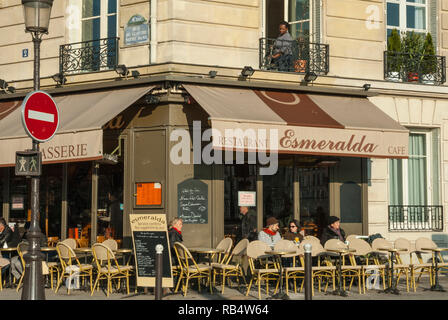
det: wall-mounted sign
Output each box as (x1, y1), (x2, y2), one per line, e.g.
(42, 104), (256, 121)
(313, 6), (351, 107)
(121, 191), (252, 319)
(11, 195), (24, 210)
(135, 182), (162, 206)
(238, 191), (256, 207)
(177, 179), (208, 224)
(124, 14), (149, 46)
(22, 49), (29, 58)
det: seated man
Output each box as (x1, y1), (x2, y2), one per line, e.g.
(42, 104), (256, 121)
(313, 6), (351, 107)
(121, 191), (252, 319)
(258, 217), (281, 248)
(320, 216), (346, 245)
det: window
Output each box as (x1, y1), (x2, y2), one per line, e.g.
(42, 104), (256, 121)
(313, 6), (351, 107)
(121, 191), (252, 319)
(389, 129), (442, 230)
(65, 0), (118, 72)
(386, 0), (437, 45)
(264, 0), (321, 41)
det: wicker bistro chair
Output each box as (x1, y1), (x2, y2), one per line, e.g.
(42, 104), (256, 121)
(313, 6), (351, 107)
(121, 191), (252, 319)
(212, 239), (249, 294)
(61, 238), (77, 250)
(15, 242), (54, 292)
(372, 238), (413, 292)
(212, 237), (233, 264)
(274, 240), (304, 295)
(0, 257), (10, 291)
(91, 243), (134, 297)
(348, 238), (387, 293)
(173, 242), (213, 296)
(415, 237), (448, 286)
(55, 242), (93, 295)
(245, 240), (280, 300)
(298, 240), (336, 296)
(324, 239), (363, 294)
(102, 239), (118, 251)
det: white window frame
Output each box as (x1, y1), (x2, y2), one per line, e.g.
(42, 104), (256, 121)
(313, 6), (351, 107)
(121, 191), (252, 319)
(67, 0), (118, 44)
(261, 0), (320, 41)
(389, 128), (441, 230)
(386, 0), (428, 35)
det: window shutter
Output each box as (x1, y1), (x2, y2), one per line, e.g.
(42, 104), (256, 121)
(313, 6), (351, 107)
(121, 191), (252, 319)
(312, 0), (321, 43)
(429, 0), (438, 51)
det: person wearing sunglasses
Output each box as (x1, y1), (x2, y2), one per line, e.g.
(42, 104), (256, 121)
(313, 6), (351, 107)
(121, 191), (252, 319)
(283, 219), (304, 243)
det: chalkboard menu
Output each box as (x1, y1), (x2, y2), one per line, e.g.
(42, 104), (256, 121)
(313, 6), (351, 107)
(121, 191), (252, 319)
(129, 214), (173, 287)
(177, 178), (208, 224)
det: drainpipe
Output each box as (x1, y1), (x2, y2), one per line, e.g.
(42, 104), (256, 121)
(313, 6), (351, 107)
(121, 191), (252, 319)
(150, 0), (157, 64)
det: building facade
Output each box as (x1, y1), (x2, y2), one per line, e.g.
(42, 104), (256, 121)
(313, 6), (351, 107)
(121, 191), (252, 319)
(0, 0), (447, 249)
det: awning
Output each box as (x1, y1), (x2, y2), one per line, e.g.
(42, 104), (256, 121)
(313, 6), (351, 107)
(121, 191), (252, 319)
(0, 85), (154, 166)
(184, 84), (408, 159)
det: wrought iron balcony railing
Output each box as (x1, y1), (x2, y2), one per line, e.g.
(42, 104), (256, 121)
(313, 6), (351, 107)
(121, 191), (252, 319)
(259, 38), (329, 75)
(384, 51), (446, 85)
(59, 37), (119, 74)
(389, 205), (443, 231)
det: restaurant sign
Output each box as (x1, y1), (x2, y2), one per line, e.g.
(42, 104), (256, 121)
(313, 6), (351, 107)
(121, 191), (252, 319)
(211, 120), (408, 159)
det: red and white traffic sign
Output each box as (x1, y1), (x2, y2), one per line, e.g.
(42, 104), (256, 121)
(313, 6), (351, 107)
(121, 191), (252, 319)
(21, 90), (59, 142)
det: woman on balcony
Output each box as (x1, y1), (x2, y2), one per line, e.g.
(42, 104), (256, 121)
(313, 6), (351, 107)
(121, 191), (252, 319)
(271, 21), (293, 72)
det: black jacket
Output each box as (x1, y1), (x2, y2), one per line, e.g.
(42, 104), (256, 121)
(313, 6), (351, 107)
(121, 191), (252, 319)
(0, 225), (15, 248)
(320, 226), (346, 246)
(241, 208), (257, 241)
(168, 227), (183, 264)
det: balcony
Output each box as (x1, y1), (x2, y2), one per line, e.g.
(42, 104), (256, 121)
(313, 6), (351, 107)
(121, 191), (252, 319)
(59, 37), (119, 74)
(384, 51), (446, 85)
(259, 38), (329, 75)
(388, 205), (443, 231)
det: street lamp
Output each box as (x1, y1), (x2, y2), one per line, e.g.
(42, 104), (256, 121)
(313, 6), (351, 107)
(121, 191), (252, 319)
(21, 0), (54, 301)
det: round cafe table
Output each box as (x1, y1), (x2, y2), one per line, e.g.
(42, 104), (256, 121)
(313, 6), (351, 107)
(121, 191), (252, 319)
(41, 247), (57, 263)
(113, 248), (133, 265)
(188, 247), (224, 266)
(0, 247), (17, 288)
(264, 249), (297, 300)
(74, 247), (92, 264)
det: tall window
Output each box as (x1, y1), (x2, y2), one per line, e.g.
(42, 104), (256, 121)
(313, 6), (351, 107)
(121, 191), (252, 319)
(265, 0), (320, 41)
(81, 0), (117, 43)
(386, 0), (438, 45)
(390, 130), (440, 206)
(389, 129), (441, 230)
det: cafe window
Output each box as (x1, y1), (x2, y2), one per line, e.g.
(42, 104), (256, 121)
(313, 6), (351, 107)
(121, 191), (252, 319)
(67, 162), (92, 247)
(97, 163), (123, 242)
(9, 171), (29, 223)
(39, 164), (62, 239)
(263, 166), (294, 231)
(0, 168), (3, 218)
(224, 164), (257, 243)
(299, 167), (329, 238)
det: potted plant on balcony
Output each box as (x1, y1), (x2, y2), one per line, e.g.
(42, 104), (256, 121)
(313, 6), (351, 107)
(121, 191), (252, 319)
(401, 31), (425, 82)
(421, 33), (438, 84)
(386, 29), (402, 81)
(293, 33), (310, 73)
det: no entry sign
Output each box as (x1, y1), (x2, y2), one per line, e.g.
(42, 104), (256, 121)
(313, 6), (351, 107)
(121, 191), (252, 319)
(21, 90), (59, 142)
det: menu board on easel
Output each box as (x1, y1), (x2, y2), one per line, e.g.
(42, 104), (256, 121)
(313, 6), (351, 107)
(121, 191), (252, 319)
(129, 214), (173, 288)
(135, 182), (162, 206)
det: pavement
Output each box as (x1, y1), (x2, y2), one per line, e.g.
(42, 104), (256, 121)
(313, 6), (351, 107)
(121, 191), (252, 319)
(1, 273), (448, 301)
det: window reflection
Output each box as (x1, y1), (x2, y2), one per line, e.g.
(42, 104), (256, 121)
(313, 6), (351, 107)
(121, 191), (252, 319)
(39, 164), (62, 239)
(67, 162), (92, 247)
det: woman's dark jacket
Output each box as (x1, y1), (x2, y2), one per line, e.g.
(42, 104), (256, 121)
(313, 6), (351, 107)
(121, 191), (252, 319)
(283, 231), (304, 242)
(320, 226), (346, 246)
(0, 225), (14, 248)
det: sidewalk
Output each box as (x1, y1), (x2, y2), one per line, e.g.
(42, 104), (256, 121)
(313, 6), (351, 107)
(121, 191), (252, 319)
(1, 274), (447, 300)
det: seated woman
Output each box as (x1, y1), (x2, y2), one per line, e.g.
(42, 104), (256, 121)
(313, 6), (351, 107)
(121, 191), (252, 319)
(283, 219), (304, 243)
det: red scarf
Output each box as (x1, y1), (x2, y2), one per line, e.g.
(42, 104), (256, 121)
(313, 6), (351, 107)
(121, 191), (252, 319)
(173, 227), (182, 235)
(263, 228), (277, 236)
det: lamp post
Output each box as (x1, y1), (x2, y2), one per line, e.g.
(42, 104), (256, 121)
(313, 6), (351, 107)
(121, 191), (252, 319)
(21, 0), (54, 300)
